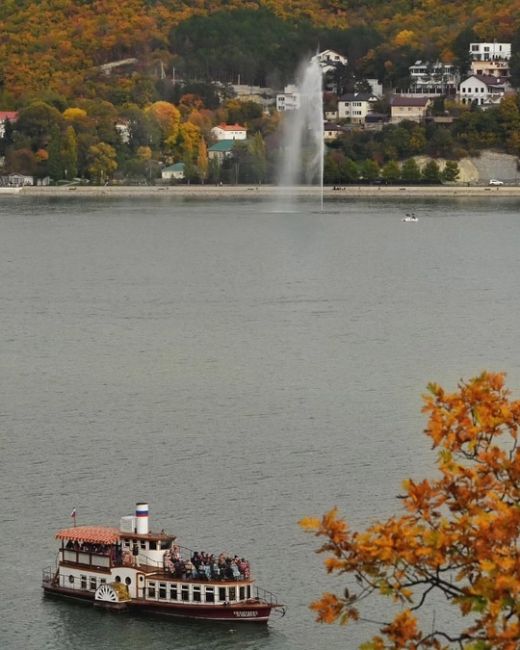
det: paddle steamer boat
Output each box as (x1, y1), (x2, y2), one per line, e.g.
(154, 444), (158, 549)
(42, 503), (284, 623)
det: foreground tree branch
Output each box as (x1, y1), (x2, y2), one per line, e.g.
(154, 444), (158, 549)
(300, 371), (520, 649)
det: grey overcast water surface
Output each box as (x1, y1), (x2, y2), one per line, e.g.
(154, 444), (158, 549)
(1, 195), (520, 650)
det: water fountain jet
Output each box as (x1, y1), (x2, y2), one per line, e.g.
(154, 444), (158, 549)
(276, 55), (324, 212)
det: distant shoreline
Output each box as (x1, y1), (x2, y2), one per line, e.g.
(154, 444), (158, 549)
(6, 184), (520, 199)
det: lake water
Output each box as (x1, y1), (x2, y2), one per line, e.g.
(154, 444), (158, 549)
(1, 194), (520, 650)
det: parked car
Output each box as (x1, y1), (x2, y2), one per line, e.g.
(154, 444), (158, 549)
(489, 179), (504, 186)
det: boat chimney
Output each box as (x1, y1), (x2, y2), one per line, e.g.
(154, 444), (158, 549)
(135, 502), (149, 535)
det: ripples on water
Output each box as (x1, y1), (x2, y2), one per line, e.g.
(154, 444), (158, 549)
(1, 195), (520, 649)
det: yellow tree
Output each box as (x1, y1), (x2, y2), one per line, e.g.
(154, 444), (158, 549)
(86, 142), (117, 184)
(301, 372), (520, 649)
(145, 101), (181, 145)
(196, 138), (208, 184)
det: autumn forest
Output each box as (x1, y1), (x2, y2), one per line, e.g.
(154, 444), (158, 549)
(2, 0), (520, 183)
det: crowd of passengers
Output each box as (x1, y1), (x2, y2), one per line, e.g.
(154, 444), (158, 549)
(65, 540), (123, 563)
(164, 547), (251, 581)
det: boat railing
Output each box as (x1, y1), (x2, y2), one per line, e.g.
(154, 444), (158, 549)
(253, 584), (283, 606)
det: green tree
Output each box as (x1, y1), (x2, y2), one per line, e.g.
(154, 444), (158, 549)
(441, 160), (460, 182)
(381, 160), (400, 183)
(360, 159), (380, 182)
(61, 126), (78, 180)
(400, 158), (421, 182)
(247, 132), (266, 184)
(16, 101), (64, 149)
(422, 159), (441, 183)
(47, 124), (63, 181)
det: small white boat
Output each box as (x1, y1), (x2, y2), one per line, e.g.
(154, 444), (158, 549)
(401, 213), (418, 222)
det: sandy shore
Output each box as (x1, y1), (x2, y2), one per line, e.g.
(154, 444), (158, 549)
(8, 184), (520, 199)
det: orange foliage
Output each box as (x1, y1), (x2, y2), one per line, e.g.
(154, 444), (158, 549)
(301, 372), (520, 649)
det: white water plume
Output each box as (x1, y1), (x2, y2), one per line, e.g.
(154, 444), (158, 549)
(277, 55), (324, 211)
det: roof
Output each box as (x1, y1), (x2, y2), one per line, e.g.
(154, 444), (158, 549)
(208, 140), (236, 152)
(462, 74), (508, 87)
(56, 526), (120, 544)
(214, 123), (246, 132)
(0, 111), (18, 121)
(391, 96), (430, 107)
(339, 93), (377, 102)
(163, 163), (185, 172)
(324, 123), (344, 131)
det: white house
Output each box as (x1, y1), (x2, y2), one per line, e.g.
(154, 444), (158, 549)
(390, 96), (431, 123)
(317, 49), (348, 73)
(338, 93), (379, 123)
(470, 42), (511, 62)
(323, 123), (345, 141)
(276, 85), (300, 112)
(469, 43), (511, 78)
(0, 111), (18, 138)
(115, 119), (131, 144)
(161, 162), (185, 181)
(459, 74), (509, 106)
(210, 123), (247, 141)
(408, 61), (459, 95)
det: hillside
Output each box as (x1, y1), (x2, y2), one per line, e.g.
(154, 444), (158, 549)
(1, 0), (520, 102)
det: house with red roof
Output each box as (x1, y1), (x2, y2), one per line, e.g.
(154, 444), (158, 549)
(0, 111), (18, 138)
(210, 123), (247, 141)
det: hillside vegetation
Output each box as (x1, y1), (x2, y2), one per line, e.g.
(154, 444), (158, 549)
(1, 0), (520, 101)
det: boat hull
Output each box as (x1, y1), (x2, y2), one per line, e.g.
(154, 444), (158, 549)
(43, 584), (276, 622)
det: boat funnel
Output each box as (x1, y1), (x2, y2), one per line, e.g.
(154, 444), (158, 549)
(135, 502), (149, 535)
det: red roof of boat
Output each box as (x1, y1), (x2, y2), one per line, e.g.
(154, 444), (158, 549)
(56, 526), (120, 544)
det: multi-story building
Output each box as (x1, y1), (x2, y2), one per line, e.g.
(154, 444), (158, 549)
(469, 43), (511, 78)
(408, 61), (459, 95)
(338, 93), (379, 124)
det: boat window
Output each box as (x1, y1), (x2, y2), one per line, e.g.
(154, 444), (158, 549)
(149, 541), (157, 550)
(80, 575), (87, 590)
(239, 586), (245, 601)
(140, 541), (146, 550)
(205, 587), (215, 603)
(181, 585), (189, 602)
(125, 577), (131, 586)
(160, 540), (170, 550)
(218, 587), (226, 602)
(170, 584), (178, 601)
(246, 586), (251, 599)
(115, 575), (121, 583)
(68, 575), (75, 584)
(90, 577), (97, 591)
(100, 578), (106, 584)
(192, 586), (201, 602)
(159, 583), (167, 599)
(148, 582), (156, 598)
(228, 587), (236, 602)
